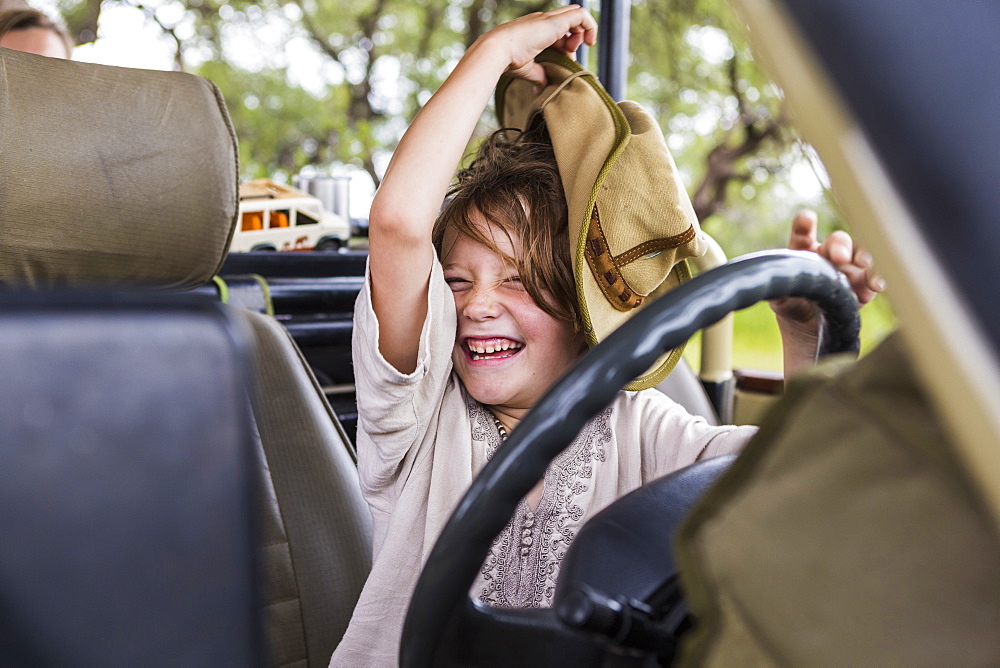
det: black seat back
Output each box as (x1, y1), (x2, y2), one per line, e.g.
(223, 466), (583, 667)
(0, 293), (261, 665)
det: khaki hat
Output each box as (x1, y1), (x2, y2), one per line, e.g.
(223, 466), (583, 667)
(497, 50), (707, 390)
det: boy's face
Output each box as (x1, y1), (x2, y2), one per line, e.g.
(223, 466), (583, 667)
(441, 218), (586, 420)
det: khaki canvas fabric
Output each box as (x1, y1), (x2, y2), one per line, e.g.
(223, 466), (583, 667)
(675, 333), (1000, 665)
(497, 51), (706, 389)
(0, 48), (238, 288)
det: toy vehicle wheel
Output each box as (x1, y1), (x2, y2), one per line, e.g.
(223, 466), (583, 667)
(250, 243), (277, 252)
(314, 238), (342, 252)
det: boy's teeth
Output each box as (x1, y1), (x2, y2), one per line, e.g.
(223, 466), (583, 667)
(468, 339), (522, 356)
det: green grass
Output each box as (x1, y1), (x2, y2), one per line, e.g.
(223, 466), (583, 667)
(683, 293), (897, 373)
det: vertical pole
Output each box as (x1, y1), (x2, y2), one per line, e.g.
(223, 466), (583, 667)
(597, 0), (630, 101)
(573, 0), (589, 70)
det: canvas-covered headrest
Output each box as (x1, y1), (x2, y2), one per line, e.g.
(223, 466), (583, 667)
(0, 48), (238, 289)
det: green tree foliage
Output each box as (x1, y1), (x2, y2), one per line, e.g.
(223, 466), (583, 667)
(627, 0), (837, 251)
(55, 0), (841, 254)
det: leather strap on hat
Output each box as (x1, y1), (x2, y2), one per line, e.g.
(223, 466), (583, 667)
(585, 205), (698, 312)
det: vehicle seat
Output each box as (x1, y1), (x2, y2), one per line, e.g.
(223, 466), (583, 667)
(656, 357), (720, 425)
(0, 293), (262, 665)
(0, 48), (373, 666)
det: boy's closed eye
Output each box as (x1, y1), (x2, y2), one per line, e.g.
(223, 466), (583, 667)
(501, 276), (525, 291)
(445, 276), (525, 292)
(445, 277), (473, 292)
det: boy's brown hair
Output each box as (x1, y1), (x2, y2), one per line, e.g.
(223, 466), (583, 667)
(432, 124), (580, 329)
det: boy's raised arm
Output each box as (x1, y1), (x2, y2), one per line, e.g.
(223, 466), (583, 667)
(366, 6), (596, 374)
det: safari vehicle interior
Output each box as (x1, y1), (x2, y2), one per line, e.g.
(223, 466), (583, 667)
(1, 0), (997, 666)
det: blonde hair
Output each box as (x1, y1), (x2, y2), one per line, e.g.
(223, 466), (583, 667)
(433, 125), (580, 329)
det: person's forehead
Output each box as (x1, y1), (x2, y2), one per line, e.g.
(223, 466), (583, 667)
(0, 27), (70, 59)
(442, 212), (522, 258)
(442, 230), (515, 267)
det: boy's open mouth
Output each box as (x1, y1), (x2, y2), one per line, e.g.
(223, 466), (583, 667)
(463, 337), (524, 361)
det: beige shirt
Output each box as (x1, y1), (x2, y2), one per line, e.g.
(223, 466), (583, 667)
(330, 258), (756, 667)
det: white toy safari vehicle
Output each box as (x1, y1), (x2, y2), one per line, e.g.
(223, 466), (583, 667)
(231, 179), (351, 252)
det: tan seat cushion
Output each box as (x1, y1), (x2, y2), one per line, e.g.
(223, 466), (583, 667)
(239, 310), (372, 666)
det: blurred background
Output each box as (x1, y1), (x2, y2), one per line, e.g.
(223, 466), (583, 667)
(7, 0), (895, 370)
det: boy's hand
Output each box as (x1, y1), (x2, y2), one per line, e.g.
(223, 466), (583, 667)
(771, 209), (885, 326)
(486, 5), (597, 88)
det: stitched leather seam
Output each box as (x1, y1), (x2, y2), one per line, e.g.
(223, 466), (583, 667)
(584, 205), (695, 312)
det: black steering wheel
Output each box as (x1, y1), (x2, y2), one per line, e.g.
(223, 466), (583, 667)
(401, 250), (861, 666)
